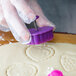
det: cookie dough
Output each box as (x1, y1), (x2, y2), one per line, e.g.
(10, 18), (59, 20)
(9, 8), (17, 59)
(0, 42), (76, 76)
(7, 63), (37, 76)
(26, 45), (55, 62)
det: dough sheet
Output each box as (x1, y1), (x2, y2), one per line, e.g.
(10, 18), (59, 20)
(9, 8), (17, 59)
(0, 42), (76, 76)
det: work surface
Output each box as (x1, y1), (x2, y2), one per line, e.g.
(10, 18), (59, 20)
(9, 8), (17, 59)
(0, 31), (76, 45)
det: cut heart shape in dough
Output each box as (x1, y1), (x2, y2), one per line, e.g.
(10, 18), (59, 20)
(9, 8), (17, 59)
(61, 54), (76, 72)
(26, 45), (55, 62)
(6, 63), (37, 76)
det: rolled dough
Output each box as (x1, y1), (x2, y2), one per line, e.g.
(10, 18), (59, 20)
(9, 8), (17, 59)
(0, 42), (76, 76)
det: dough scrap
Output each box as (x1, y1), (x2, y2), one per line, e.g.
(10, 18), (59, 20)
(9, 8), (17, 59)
(26, 46), (55, 62)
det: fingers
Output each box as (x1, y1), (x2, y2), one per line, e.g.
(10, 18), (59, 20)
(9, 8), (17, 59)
(0, 4), (10, 32)
(0, 4), (8, 27)
(1, 0), (31, 44)
(29, 0), (55, 30)
(10, 0), (36, 24)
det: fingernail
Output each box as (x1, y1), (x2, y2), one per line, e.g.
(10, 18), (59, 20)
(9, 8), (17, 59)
(21, 33), (31, 44)
(8, 24), (31, 44)
(13, 30), (31, 44)
(49, 22), (56, 31)
(19, 31), (31, 44)
(17, 10), (36, 24)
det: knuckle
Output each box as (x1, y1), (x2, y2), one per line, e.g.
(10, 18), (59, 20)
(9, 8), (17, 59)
(10, 0), (22, 5)
(0, 15), (4, 22)
(0, 18), (5, 25)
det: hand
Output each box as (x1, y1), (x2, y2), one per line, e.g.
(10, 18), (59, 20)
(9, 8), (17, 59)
(0, 0), (55, 44)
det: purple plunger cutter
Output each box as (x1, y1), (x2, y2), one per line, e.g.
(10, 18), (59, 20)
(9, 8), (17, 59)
(28, 26), (54, 45)
(28, 15), (53, 45)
